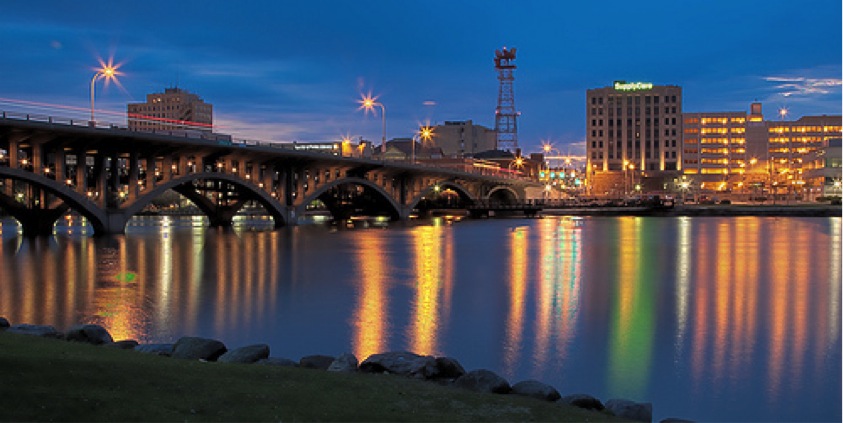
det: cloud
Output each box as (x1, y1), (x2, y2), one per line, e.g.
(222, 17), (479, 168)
(763, 75), (842, 97)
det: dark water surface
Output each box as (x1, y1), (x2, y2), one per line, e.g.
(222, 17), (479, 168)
(1, 215), (840, 422)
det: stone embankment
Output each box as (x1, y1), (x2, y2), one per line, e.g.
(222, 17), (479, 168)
(0, 318), (692, 423)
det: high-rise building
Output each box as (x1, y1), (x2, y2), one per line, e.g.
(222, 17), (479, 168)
(431, 120), (497, 157)
(127, 87), (213, 132)
(587, 81), (683, 173)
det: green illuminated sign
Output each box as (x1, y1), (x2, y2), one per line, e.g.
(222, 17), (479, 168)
(614, 81), (653, 91)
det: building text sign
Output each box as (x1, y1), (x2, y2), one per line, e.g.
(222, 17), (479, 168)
(613, 81), (653, 91)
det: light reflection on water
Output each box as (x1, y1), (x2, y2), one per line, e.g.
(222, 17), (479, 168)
(0, 215), (840, 422)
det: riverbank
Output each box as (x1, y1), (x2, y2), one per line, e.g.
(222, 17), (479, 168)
(0, 324), (647, 422)
(540, 203), (841, 217)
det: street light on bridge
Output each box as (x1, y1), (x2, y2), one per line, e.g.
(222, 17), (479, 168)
(411, 124), (434, 164)
(90, 59), (121, 124)
(359, 93), (386, 156)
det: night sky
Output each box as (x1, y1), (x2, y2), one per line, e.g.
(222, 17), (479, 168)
(1, 1), (840, 155)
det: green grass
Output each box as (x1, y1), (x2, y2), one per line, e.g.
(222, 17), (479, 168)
(0, 332), (625, 422)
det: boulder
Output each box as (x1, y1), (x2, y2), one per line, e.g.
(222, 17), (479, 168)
(256, 357), (298, 367)
(171, 337), (227, 361)
(65, 324), (114, 345)
(560, 394), (605, 411)
(433, 356), (466, 379)
(454, 369), (511, 394)
(511, 380), (561, 401)
(299, 355), (335, 370)
(103, 340), (140, 350)
(327, 353), (359, 373)
(606, 399), (652, 422)
(218, 344), (270, 364)
(134, 343), (174, 356)
(0, 317), (9, 329)
(7, 324), (62, 339)
(359, 351), (437, 378)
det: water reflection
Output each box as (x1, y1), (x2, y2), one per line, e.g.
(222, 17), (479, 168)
(0, 216), (839, 422)
(608, 217), (655, 399)
(503, 225), (528, 373)
(351, 230), (389, 360)
(408, 222), (454, 356)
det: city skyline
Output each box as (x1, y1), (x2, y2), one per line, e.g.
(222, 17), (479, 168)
(1, 1), (840, 156)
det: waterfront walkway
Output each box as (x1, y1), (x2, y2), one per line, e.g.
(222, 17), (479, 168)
(540, 203), (842, 217)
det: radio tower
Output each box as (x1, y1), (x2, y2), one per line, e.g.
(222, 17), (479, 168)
(494, 46), (518, 152)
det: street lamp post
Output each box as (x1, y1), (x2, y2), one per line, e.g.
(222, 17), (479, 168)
(90, 63), (118, 124)
(359, 95), (386, 156)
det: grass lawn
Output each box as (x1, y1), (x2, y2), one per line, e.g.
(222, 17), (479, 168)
(0, 332), (626, 422)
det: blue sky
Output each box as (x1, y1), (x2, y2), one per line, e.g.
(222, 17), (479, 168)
(1, 1), (840, 155)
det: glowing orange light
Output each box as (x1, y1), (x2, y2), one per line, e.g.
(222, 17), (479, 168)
(358, 93), (382, 115)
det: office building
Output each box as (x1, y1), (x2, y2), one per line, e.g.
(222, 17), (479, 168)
(431, 120), (497, 157)
(127, 87), (213, 132)
(587, 81), (682, 172)
(586, 81), (682, 195)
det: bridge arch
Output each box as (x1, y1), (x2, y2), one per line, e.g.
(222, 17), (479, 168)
(487, 186), (521, 203)
(0, 167), (108, 235)
(407, 180), (476, 211)
(123, 172), (288, 229)
(296, 176), (402, 221)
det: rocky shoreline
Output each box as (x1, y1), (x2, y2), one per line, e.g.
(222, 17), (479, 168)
(1, 318), (694, 423)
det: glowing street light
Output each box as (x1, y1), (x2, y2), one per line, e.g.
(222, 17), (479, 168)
(358, 94), (386, 156)
(90, 59), (121, 123)
(411, 124), (434, 164)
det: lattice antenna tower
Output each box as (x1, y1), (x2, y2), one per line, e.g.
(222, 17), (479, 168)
(494, 46), (519, 152)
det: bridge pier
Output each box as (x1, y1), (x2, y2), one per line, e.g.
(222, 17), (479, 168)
(17, 207), (70, 237)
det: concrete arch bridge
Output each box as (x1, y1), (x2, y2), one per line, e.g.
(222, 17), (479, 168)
(0, 112), (540, 236)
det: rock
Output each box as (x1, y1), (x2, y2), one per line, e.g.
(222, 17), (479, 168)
(359, 351), (437, 378)
(299, 355), (335, 370)
(0, 317), (9, 329)
(606, 398), (652, 422)
(171, 337), (227, 361)
(218, 344), (270, 364)
(134, 343), (174, 356)
(433, 356), (466, 379)
(328, 353), (359, 373)
(7, 324), (63, 339)
(103, 340), (140, 350)
(65, 324), (114, 345)
(454, 369), (511, 394)
(560, 393), (605, 411)
(256, 357), (298, 367)
(511, 379), (561, 401)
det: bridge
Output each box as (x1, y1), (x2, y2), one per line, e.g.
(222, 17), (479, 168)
(0, 111), (543, 236)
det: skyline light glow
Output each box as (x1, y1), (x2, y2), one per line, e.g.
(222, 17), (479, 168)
(1, 1), (840, 155)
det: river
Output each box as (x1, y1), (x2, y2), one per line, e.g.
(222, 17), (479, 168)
(0, 215), (840, 422)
